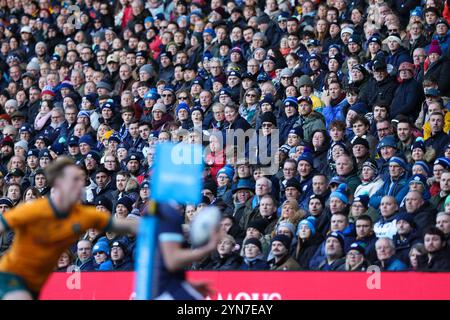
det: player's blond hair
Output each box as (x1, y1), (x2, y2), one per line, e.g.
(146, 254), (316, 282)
(44, 156), (77, 186)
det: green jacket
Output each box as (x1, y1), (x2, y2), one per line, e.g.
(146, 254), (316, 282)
(430, 192), (449, 213)
(345, 173), (362, 194)
(294, 111), (326, 143)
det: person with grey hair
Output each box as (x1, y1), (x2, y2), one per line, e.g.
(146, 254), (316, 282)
(436, 212), (450, 246)
(371, 237), (407, 270)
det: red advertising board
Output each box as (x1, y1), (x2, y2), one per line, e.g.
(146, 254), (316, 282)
(40, 271), (450, 300)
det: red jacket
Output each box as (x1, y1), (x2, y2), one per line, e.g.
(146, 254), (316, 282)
(205, 150), (226, 183)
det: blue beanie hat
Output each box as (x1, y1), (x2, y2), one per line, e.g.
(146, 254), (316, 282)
(144, 90), (159, 100)
(283, 97), (298, 109)
(203, 51), (213, 61)
(434, 157), (450, 170)
(389, 156), (407, 169)
(349, 102), (368, 115)
(297, 151), (314, 166)
(330, 183), (350, 205)
(78, 135), (94, 147)
(297, 216), (317, 237)
(410, 6), (422, 17)
(377, 135), (397, 151)
(409, 174), (427, 186)
(217, 165), (234, 180)
(93, 241), (110, 256)
(413, 161), (431, 177)
(176, 102), (190, 115)
(117, 196), (133, 213)
(203, 28), (216, 38)
(77, 110), (90, 119)
(60, 81), (74, 91)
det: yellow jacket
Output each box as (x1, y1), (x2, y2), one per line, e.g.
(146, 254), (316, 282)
(423, 110), (450, 140)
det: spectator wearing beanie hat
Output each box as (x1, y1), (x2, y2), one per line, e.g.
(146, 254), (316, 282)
(329, 183), (351, 215)
(338, 242), (370, 271)
(392, 212), (421, 265)
(350, 194), (370, 222)
(370, 156), (410, 210)
(216, 165), (234, 206)
(269, 234), (301, 270)
(294, 216), (324, 269)
(422, 39), (450, 96)
(316, 231), (346, 270)
(386, 33), (412, 70)
(294, 95), (326, 144)
(279, 97), (299, 143)
(176, 102), (193, 130)
(115, 196), (134, 219)
(92, 240), (113, 271)
(297, 75), (324, 112)
(355, 159), (384, 198)
(239, 238), (269, 270)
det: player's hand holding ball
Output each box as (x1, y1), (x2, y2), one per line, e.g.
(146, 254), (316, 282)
(189, 206), (221, 251)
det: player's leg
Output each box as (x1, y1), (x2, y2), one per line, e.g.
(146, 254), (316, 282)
(3, 290), (33, 300)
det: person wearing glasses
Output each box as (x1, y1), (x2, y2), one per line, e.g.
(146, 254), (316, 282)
(239, 88), (260, 127)
(338, 242), (370, 271)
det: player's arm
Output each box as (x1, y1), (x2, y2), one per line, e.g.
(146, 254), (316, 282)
(109, 218), (139, 234)
(160, 229), (220, 272)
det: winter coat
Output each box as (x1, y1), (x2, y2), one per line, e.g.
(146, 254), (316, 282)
(322, 98), (347, 129)
(74, 257), (96, 271)
(373, 256), (408, 271)
(239, 255), (269, 270)
(317, 257), (346, 270)
(418, 247), (450, 271)
(393, 230), (422, 265)
(355, 178), (385, 198)
(425, 131), (450, 159)
(369, 174), (410, 210)
(205, 252), (243, 271)
(278, 114), (299, 143)
(430, 191), (450, 213)
(359, 76), (398, 107)
(341, 172), (362, 195)
(421, 55), (450, 97)
(386, 47), (412, 70)
(293, 233), (324, 270)
(400, 202), (437, 234)
(269, 255), (301, 270)
(112, 258), (134, 271)
(374, 213), (399, 239)
(293, 111), (326, 144)
(389, 78), (424, 120)
(356, 233), (378, 264)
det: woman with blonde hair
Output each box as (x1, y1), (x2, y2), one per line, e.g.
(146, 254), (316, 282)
(273, 200), (306, 237)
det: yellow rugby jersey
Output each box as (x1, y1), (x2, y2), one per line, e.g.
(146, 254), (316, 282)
(0, 198), (112, 293)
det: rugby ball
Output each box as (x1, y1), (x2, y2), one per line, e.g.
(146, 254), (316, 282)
(189, 206), (221, 247)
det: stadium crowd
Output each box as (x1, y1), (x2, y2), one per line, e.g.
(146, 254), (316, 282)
(0, 0), (449, 272)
